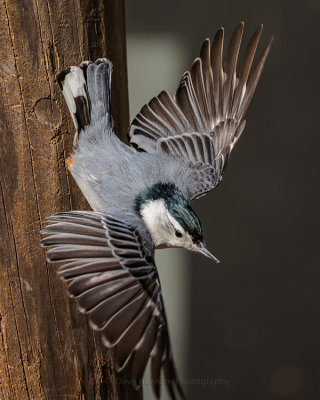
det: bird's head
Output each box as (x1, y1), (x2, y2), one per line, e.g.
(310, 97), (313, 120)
(135, 182), (220, 263)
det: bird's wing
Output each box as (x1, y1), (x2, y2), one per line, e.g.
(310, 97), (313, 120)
(41, 211), (183, 399)
(128, 23), (273, 201)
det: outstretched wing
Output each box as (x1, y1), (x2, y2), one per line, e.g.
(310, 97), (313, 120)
(128, 23), (273, 200)
(41, 211), (183, 399)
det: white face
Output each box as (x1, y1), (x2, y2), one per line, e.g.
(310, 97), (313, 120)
(140, 199), (195, 249)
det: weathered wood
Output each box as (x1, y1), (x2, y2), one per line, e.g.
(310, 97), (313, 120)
(0, 0), (132, 398)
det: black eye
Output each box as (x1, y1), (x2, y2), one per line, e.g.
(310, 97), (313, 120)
(175, 230), (182, 238)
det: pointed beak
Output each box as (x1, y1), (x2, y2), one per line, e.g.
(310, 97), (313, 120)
(196, 242), (220, 263)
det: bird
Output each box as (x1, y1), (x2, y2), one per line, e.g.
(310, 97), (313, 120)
(41, 22), (273, 399)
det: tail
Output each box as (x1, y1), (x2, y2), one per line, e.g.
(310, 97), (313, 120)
(57, 58), (113, 147)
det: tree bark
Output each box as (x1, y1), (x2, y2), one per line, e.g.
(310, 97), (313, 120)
(0, 0), (134, 398)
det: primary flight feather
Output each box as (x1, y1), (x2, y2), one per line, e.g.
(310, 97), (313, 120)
(41, 22), (273, 399)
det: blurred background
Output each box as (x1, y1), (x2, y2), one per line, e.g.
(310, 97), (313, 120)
(126, 1), (319, 399)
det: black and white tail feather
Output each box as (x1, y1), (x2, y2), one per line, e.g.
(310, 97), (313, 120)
(57, 58), (112, 147)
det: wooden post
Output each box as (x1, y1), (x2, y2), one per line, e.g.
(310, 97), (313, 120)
(0, 0), (134, 398)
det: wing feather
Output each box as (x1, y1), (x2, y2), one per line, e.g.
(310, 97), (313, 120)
(238, 36), (274, 120)
(231, 25), (263, 117)
(211, 27), (224, 124)
(199, 39), (214, 123)
(223, 22), (243, 118)
(113, 303), (153, 369)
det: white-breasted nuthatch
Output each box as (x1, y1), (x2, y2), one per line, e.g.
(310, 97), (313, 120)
(41, 22), (273, 399)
